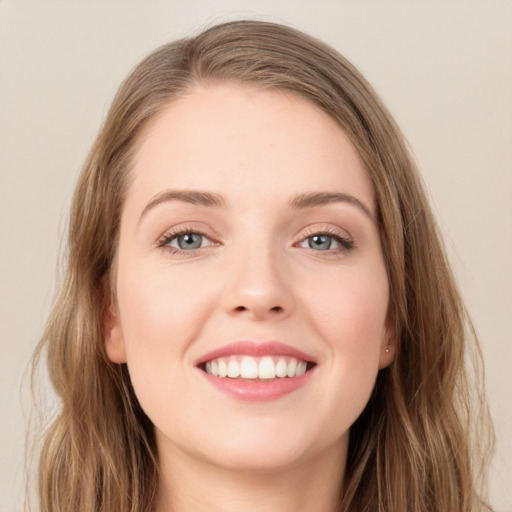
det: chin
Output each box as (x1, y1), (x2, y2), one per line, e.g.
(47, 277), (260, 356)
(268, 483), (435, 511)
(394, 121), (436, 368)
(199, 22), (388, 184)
(206, 443), (313, 474)
(186, 423), (347, 474)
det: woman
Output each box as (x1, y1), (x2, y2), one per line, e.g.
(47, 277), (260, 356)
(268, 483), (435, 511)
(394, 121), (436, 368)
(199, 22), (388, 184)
(33, 20), (494, 511)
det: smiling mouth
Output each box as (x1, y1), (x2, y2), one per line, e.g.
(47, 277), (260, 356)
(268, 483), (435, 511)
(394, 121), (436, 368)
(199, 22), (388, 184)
(199, 355), (316, 380)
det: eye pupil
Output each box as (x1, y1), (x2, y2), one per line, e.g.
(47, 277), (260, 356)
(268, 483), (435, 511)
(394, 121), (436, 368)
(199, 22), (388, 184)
(309, 235), (331, 250)
(178, 233), (202, 249)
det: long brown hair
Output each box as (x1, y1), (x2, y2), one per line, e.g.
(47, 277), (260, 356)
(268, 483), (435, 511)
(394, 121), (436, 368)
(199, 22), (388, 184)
(32, 20), (494, 511)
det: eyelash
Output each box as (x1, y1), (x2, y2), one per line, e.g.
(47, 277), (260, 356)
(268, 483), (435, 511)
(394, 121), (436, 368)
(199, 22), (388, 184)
(298, 226), (354, 255)
(156, 226), (216, 256)
(156, 225), (354, 256)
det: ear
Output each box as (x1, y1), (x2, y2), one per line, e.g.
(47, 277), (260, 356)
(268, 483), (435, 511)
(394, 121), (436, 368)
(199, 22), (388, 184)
(104, 303), (127, 364)
(378, 316), (396, 370)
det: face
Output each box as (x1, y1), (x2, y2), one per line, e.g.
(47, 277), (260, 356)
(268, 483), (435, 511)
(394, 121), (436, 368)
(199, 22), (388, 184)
(106, 84), (394, 473)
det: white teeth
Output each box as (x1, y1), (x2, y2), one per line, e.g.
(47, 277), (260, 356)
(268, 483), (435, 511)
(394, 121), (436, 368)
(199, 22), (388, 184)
(296, 361), (307, 376)
(286, 358), (297, 377)
(276, 358), (288, 378)
(227, 359), (240, 378)
(240, 356), (259, 379)
(218, 359), (228, 377)
(258, 356), (276, 379)
(203, 355), (312, 380)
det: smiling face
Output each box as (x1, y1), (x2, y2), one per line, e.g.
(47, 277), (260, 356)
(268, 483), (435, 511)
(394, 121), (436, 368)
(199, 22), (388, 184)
(106, 83), (394, 475)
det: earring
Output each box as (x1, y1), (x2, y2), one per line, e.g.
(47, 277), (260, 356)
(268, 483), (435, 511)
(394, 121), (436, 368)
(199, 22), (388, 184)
(385, 347), (390, 354)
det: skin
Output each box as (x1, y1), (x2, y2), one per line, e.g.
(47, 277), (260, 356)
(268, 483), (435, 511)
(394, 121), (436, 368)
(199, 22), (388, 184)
(106, 83), (395, 512)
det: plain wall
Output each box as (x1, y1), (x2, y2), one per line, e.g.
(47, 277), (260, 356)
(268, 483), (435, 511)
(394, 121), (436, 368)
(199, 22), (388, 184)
(1, 1), (510, 510)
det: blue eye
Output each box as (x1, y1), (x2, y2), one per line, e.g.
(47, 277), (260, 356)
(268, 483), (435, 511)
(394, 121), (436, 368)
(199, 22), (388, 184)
(306, 234), (336, 251)
(172, 233), (205, 250)
(159, 230), (214, 252)
(298, 231), (353, 252)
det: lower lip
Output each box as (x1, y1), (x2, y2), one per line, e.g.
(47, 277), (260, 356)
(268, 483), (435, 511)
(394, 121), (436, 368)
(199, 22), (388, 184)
(199, 368), (314, 401)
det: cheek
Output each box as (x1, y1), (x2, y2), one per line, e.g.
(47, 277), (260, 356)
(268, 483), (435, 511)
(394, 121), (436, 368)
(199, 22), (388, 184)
(115, 261), (219, 395)
(303, 266), (389, 398)
(305, 264), (389, 341)
(118, 259), (219, 342)
(115, 259), (232, 411)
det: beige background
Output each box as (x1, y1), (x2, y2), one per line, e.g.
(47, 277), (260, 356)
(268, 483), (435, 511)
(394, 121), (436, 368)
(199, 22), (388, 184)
(1, 1), (511, 511)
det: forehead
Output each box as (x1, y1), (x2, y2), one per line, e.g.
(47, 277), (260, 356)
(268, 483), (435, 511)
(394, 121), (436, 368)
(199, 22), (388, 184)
(128, 83), (375, 212)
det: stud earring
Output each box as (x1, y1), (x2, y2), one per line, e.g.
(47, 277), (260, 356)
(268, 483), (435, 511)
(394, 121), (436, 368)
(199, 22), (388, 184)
(385, 347), (390, 354)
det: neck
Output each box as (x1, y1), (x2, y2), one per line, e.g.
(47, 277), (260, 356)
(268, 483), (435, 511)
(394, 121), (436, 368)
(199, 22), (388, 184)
(154, 441), (346, 512)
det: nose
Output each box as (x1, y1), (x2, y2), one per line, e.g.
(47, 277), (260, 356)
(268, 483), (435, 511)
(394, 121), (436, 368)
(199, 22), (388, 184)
(221, 244), (294, 322)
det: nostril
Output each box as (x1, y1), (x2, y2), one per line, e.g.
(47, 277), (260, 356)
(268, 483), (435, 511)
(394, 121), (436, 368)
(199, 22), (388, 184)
(229, 303), (287, 318)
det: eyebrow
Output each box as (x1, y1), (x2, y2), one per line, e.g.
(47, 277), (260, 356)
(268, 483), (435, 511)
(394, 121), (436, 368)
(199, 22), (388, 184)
(289, 191), (374, 220)
(138, 189), (374, 223)
(139, 190), (225, 222)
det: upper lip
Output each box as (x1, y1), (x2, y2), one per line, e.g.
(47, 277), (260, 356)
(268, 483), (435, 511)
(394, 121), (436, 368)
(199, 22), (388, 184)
(195, 341), (317, 366)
